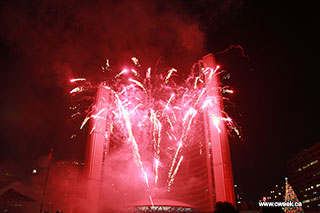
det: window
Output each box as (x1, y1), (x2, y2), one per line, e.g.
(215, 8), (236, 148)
(302, 199), (310, 204)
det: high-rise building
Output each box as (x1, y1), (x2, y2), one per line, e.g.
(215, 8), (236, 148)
(262, 184), (285, 202)
(234, 184), (252, 211)
(287, 141), (320, 212)
(84, 54), (235, 212)
(84, 85), (112, 213)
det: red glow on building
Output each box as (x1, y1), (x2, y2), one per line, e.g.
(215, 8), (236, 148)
(84, 54), (235, 212)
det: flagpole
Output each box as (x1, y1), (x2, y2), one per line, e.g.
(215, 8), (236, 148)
(40, 148), (53, 213)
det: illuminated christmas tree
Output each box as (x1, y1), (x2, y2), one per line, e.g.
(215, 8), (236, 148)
(284, 177), (304, 213)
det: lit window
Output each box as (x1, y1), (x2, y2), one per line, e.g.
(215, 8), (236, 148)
(310, 160), (318, 165)
(302, 199), (310, 204)
(302, 164), (310, 169)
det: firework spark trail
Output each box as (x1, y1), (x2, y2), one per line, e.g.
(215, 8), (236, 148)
(167, 103), (197, 183)
(150, 110), (161, 155)
(202, 67), (210, 75)
(166, 132), (177, 141)
(209, 112), (221, 133)
(91, 108), (107, 120)
(194, 76), (200, 89)
(221, 116), (241, 136)
(71, 112), (81, 118)
(103, 85), (112, 90)
(114, 68), (128, 79)
(118, 85), (131, 96)
(146, 67), (151, 81)
(165, 68), (177, 84)
(168, 141), (182, 181)
(144, 171), (150, 188)
(222, 88), (234, 94)
(166, 115), (174, 131)
(131, 69), (138, 76)
(113, 91), (149, 187)
(166, 132), (172, 140)
(70, 78), (86, 83)
(80, 116), (90, 129)
(171, 106), (179, 121)
(89, 126), (95, 135)
(194, 88), (206, 106)
(154, 158), (160, 186)
(150, 109), (157, 150)
(182, 108), (197, 139)
(172, 156), (184, 180)
(162, 93), (175, 117)
(132, 103), (142, 114)
(70, 86), (85, 94)
(183, 107), (197, 126)
(156, 120), (162, 155)
(129, 78), (147, 94)
(131, 57), (141, 67)
(201, 98), (213, 110)
(150, 109), (162, 186)
(106, 59), (110, 68)
(167, 155), (184, 191)
(83, 102), (108, 133)
(164, 93), (175, 111)
(208, 65), (220, 82)
(101, 59), (111, 72)
(149, 195), (154, 207)
(182, 99), (192, 109)
(194, 67), (206, 88)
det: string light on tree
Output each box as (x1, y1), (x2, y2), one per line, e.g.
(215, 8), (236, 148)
(284, 177), (304, 213)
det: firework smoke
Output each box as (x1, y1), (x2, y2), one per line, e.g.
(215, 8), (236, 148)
(69, 56), (240, 210)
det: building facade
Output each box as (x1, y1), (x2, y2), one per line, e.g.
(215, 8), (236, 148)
(287, 141), (320, 211)
(262, 183), (285, 203)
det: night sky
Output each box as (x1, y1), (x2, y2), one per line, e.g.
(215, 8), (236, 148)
(0, 0), (319, 202)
